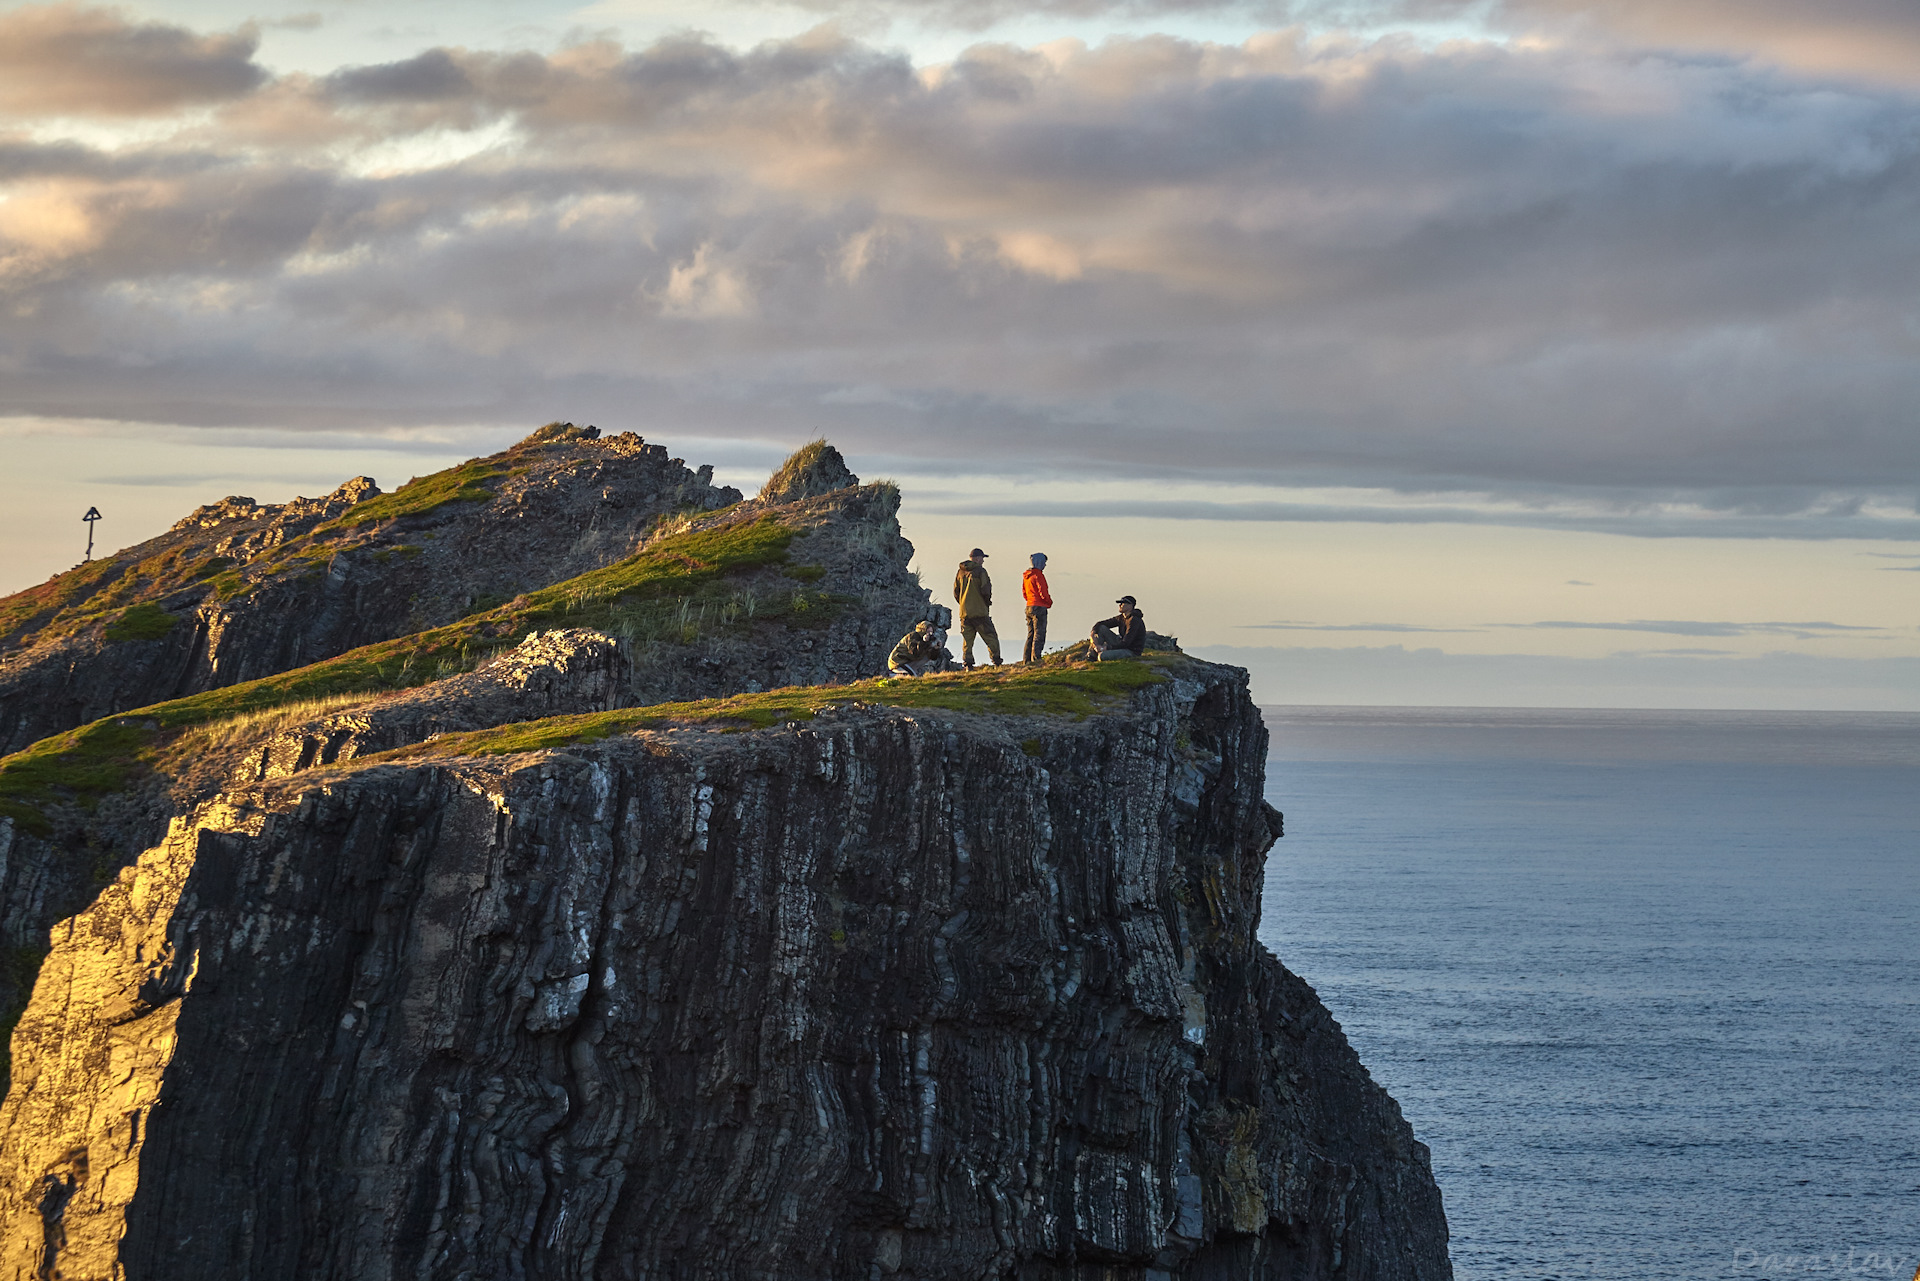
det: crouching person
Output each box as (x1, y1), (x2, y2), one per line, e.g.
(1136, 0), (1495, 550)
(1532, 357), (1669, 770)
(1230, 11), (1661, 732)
(889, 620), (947, 676)
(1089, 596), (1146, 661)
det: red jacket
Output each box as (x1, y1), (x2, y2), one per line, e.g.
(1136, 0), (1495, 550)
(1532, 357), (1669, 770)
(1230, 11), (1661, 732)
(1022, 568), (1053, 608)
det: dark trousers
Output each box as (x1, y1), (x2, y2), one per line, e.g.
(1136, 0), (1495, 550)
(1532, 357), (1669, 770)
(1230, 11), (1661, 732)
(1023, 607), (1048, 663)
(961, 615), (1000, 665)
(1091, 622), (1138, 660)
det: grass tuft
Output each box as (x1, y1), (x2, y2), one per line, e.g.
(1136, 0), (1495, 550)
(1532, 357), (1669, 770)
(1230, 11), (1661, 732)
(760, 439), (856, 502)
(104, 603), (178, 644)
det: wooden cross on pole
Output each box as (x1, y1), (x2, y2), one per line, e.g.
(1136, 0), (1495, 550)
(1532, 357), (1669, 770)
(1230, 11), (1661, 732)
(82, 506), (101, 563)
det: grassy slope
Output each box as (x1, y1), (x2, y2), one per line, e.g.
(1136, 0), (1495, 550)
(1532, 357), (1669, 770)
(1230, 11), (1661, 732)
(0, 447), (537, 652)
(0, 516), (801, 835)
(374, 656), (1175, 761)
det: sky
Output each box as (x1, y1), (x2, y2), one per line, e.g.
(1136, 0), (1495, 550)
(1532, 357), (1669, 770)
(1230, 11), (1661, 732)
(0, 0), (1916, 708)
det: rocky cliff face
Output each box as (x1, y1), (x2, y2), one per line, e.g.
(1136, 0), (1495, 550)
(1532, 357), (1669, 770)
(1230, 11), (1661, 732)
(0, 657), (1449, 1279)
(0, 437), (1450, 1278)
(0, 468), (933, 1077)
(0, 424), (741, 754)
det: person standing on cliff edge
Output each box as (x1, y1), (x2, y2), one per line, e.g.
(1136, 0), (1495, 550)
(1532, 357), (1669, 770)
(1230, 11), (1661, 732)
(954, 548), (1001, 668)
(1022, 553), (1052, 665)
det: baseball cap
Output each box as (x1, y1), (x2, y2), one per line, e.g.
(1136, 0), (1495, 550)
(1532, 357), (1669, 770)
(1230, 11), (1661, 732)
(1116, 595), (1136, 606)
(970, 547), (987, 558)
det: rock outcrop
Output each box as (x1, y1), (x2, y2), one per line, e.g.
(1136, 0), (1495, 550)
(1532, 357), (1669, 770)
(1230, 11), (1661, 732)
(0, 425), (741, 754)
(236, 628), (631, 781)
(0, 436), (1451, 1278)
(0, 451), (935, 1058)
(0, 657), (1448, 1279)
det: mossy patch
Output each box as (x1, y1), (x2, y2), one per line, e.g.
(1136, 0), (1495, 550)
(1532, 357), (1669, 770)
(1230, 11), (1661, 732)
(0, 718), (159, 835)
(376, 657), (1174, 762)
(104, 603), (179, 643)
(322, 459), (510, 530)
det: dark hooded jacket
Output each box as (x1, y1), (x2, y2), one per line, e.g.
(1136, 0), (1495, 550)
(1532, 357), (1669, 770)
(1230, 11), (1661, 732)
(1094, 611), (1146, 654)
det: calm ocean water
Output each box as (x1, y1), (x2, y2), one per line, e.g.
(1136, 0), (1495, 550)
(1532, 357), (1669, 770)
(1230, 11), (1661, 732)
(1258, 707), (1920, 1281)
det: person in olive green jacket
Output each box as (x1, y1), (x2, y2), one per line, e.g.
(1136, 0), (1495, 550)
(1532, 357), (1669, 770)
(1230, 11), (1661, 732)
(953, 547), (1001, 668)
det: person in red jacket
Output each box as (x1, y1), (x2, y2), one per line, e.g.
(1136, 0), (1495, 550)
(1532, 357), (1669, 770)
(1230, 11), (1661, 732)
(1021, 552), (1053, 664)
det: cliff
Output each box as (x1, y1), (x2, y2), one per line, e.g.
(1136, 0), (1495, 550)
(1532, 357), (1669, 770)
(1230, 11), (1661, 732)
(0, 657), (1448, 1279)
(0, 436), (1451, 1278)
(0, 424), (743, 755)
(0, 446), (931, 1080)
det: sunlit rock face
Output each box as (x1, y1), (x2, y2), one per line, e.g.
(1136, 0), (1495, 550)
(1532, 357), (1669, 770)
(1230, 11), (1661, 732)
(0, 659), (1450, 1279)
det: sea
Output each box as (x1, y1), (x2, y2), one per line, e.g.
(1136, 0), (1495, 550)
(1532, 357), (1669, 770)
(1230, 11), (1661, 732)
(1257, 706), (1920, 1281)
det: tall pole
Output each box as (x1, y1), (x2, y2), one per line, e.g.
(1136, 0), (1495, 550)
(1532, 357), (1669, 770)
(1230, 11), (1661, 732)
(83, 507), (101, 563)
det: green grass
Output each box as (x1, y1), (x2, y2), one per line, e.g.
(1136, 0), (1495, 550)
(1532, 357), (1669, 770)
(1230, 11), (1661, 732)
(0, 719), (159, 835)
(0, 425), (604, 647)
(103, 602), (178, 643)
(320, 459), (511, 530)
(0, 559), (124, 645)
(375, 656), (1175, 762)
(0, 515), (806, 835)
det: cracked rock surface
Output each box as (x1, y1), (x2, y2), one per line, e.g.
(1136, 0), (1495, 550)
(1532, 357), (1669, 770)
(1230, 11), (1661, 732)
(0, 658), (1449, 1279)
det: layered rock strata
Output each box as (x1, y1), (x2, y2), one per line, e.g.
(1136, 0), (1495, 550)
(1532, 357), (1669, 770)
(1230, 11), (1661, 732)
(0, 658), (1450, 1279)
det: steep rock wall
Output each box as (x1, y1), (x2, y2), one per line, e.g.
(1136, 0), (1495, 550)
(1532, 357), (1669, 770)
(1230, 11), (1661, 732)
(0, 659), (1449, 1279)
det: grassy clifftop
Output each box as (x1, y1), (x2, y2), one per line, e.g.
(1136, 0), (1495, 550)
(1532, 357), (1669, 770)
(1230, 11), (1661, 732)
(372, 655), (1179, 762)
(0, 514), (814, 835)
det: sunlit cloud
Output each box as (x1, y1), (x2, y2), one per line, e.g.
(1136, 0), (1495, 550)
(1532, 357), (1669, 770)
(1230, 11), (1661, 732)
(0, 3), (265, 117)
(2, 9), (1919, 523)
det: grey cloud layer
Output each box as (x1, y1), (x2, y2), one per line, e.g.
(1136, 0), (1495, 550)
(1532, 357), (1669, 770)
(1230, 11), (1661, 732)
(1248, 619), (1893, 639)
(827, 0), (1920, 83)
(4, 10), (1920, 525)
(0, 3), (264, 116)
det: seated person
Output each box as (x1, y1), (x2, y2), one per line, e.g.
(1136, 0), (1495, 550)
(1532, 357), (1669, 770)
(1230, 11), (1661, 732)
(1089, 596), (1146, 661)
(888, 620), (947, 675)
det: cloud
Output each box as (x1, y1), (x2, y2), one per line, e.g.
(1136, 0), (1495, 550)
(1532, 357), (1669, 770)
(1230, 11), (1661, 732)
(1565, 579), (1593, 586)
(1497, 619), (1885, 640)
(1237, 617), (1891, 641)
(1196, 642), (1920, 711)
(916, 495), (1920, 539)
(1243, 620), (1483, 632)
(4, 21), (1920, 521)
(1609, 647), (1737, 657)
(1478, 0), (1920, 87)
(820, 0), (1920, 88)
(0, 3), (266, 117)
